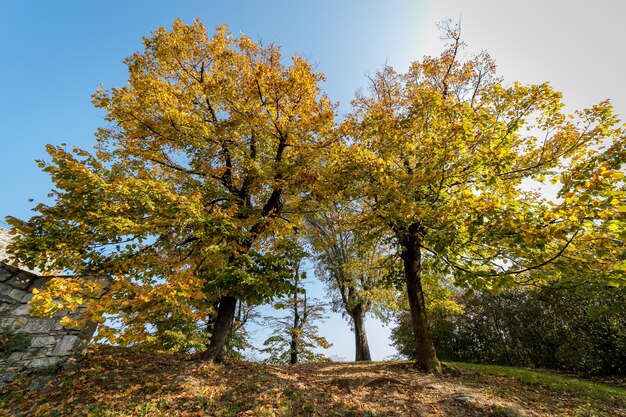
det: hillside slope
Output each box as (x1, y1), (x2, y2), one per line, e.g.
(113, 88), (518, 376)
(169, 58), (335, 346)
(1, 346), (624, 416)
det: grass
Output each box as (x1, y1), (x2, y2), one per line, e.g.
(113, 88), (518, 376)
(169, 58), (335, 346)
(448, 362), (626, 406)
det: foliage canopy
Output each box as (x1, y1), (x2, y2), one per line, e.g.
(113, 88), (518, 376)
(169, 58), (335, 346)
(7, 19), (335, 348)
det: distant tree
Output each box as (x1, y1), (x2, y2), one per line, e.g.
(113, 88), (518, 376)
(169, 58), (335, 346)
(305, 204), (396, 361)
(330, 22), (626, 373)
(262, 263), (331, 364)
(6, 19), (335, 362)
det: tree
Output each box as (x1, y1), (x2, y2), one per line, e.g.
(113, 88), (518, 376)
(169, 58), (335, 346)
(6, 19), (335, 362)
(261, 263), (331, 364)
(305, 203), (396, 361)
(330, 23), (625, 373)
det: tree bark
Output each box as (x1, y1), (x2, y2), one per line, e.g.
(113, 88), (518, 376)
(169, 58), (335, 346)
(400, 224), (441, 374)
(289, 326), (299, 364)
(351, 304), (372, 361)
(201, 295), (238, 362)
(290, 292), (300, 365)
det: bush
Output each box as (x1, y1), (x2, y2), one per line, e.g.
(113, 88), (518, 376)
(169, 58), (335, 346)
(391, 283), (626, 375)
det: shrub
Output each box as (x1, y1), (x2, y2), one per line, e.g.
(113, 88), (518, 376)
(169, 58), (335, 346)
(391, 283), (626, 376)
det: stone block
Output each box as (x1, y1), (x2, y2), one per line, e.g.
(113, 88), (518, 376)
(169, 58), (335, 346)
(30, 335), (57, 348)
(21, 292), (34, 303)
(0, 290), (15, 300)
(0, 317), (16, 329)
(20, 318), (56, 333)
(10, 316), (28, 328)
(7, 273), (33, 290)
(51, 335), (79, 356)
(8, 288), (26, 301)
(0, 303), (13, 315)
(11, 304), (31, 316)
(0, 282), (12, 293)
(0, 268), (12, 282)
(24, 346), (51, 359)
(27, 356), (60, 369)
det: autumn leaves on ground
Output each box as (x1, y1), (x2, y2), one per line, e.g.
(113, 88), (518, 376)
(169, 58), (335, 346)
(2, 346), (625, 417)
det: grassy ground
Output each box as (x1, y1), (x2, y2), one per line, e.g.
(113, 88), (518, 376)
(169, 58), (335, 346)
(1, 346), (624, 416)
(450, 362), (625, 406)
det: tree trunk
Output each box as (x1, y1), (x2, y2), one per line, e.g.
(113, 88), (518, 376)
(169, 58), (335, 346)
(289, 328), (298, 364)
(400, 224), (441, 374)
(351, 304), (372, 361)
(289, 267), (301, 365)
(290, 296), (300, 364)
(201, 295), (237, 362)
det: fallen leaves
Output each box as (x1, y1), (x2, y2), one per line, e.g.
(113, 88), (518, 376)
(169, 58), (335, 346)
(1, 346), (624, 416)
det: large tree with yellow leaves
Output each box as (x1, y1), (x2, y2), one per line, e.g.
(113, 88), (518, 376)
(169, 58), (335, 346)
(330, 28), (626, 373)
(7, 20), (334, 361)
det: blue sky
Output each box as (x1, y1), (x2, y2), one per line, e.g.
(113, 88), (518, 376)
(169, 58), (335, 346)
(1, 0), (624, 360)
(0, 0), (427, 223)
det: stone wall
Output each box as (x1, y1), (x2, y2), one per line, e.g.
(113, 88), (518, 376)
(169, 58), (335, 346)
(0, 262), (110, 371)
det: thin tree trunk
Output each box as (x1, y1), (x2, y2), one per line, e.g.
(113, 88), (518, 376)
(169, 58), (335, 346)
(290, 293), (300, 364)
(201, 295), (237, 362)
(289, 265), (301, 365)
(351, 304), (372, 361)
(289, 323), (299, 364)
(400, 224), (441, 374)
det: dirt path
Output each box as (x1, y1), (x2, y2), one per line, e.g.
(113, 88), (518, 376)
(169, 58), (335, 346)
(264, 361), (624, 416)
